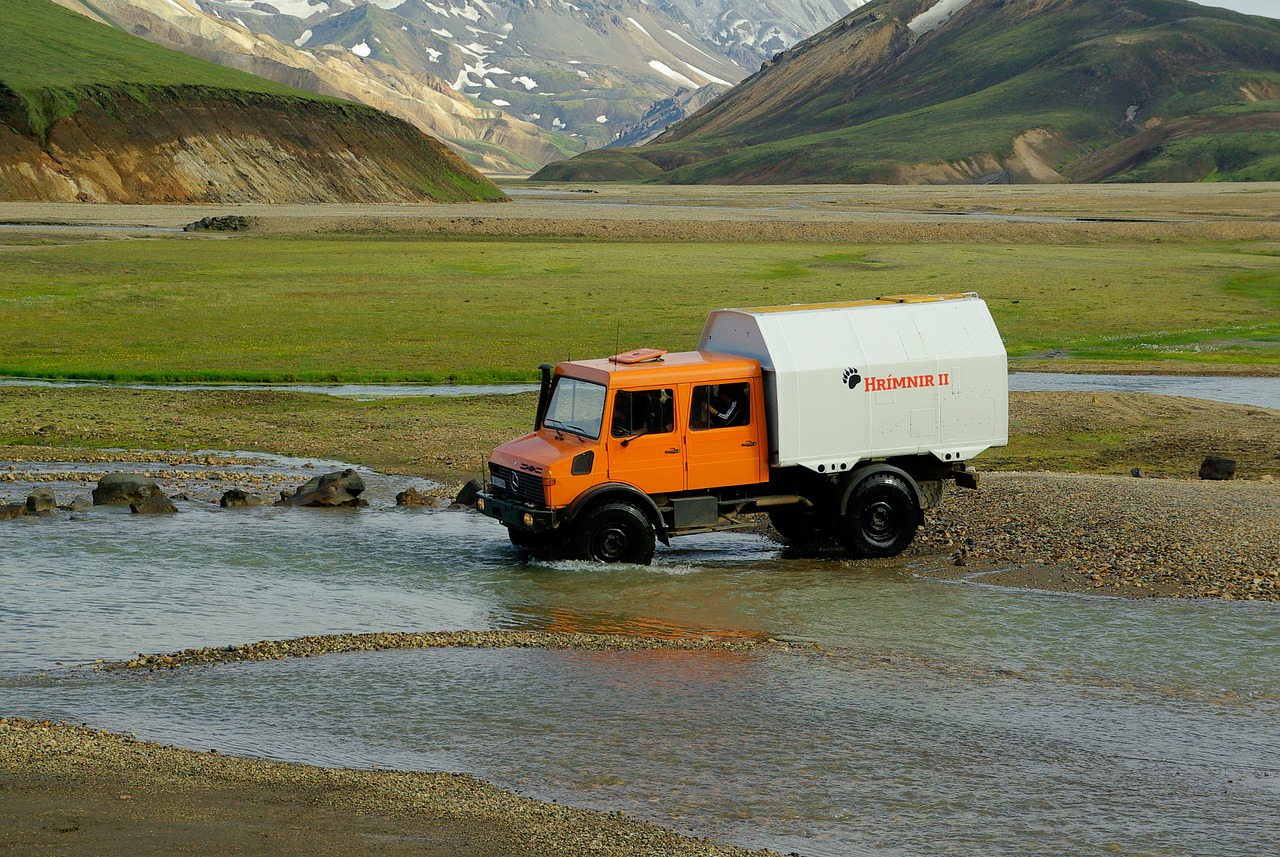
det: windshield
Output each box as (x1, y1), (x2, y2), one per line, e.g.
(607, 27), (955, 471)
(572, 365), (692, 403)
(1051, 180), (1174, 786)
(543, 376), (606, 440)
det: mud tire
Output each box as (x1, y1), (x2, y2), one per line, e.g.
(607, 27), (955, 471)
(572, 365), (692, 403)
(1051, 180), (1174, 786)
(917, 479), (944, 511)
(836, 473), (919, 558)
(569, 502), (656, 565)
(767, 504), (836, 546)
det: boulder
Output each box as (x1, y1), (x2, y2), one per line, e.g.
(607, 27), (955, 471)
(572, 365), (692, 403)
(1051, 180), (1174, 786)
(1198, 456), (1236, 481)
(68, 496), (92, 513)
(0, 503), (25, 520)
(220, 489), (262, 508)
(453, 478), (484, 507)
(183, 215), (254, 232)
(396, 487), (433, 507)
(276, 469), (366, 508)
(130, 494), (178, 514)
(93, 473), (162, 506)
(25, 487), (56, 516)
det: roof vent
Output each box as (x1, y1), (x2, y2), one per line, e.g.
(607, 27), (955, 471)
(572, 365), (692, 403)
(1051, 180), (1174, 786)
(609, 348), (667, 365)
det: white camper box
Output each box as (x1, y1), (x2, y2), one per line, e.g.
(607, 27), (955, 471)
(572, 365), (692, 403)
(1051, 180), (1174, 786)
(699, 293), (1008, 473)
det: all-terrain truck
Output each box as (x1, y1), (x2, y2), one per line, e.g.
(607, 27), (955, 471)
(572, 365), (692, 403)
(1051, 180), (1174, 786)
(477, 293), (1008, 564)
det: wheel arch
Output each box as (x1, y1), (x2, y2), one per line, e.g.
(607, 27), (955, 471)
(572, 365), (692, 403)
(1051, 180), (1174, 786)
(564, 482), (669, 546)
(838, 462), (924, 522)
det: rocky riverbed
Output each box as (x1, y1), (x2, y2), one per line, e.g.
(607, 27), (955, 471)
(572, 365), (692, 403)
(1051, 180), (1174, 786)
(2, 454), (1277, 601)
(908, 471), (1280, 601)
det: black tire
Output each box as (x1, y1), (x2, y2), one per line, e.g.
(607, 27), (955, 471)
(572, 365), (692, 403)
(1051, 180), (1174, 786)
(569, 502), (656, 565)
(508, 526), (563, 559)
(836, 473), (920, 558)
(767, 504), (836, 546)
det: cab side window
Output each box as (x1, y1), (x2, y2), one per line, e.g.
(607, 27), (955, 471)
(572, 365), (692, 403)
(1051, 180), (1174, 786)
(612, 389), (675, 437)
(690, 383), (750, 431)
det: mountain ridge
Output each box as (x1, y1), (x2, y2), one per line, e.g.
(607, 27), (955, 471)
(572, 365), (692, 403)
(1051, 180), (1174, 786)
(535, 0), (1280, 183)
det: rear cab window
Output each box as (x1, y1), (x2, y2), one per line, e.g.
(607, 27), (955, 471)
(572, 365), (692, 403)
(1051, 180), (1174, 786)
(689, 382), (751, 431)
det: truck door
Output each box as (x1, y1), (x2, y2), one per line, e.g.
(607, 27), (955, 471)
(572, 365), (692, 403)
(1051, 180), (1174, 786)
(684, 380), (766, 490)
(606, 387), (685, 494)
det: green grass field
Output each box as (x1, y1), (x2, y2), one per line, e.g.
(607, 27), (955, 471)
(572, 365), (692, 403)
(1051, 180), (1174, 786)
(0, 236), (1276, 383)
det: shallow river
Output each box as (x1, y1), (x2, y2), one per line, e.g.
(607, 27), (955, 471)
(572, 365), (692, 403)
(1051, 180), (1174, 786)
(2, 469), (1277, 856)
(2, 372), (1278, 408)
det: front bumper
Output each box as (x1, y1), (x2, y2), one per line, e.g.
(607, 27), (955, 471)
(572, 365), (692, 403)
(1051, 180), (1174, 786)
(476, 492), (558, 532)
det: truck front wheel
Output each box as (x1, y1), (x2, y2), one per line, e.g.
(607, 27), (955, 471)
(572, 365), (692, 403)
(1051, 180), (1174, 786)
(836, 473), (919, 558)
(569, 502), (656, 565)
(508, 527), (563, 559)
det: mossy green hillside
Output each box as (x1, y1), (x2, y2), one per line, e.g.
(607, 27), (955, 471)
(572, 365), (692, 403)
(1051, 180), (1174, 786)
(0, 236), (1276, 383)
(0, 0), (330, 137)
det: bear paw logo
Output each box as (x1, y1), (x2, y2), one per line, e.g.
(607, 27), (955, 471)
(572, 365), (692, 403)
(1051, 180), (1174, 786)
(843, 367), (862, 390)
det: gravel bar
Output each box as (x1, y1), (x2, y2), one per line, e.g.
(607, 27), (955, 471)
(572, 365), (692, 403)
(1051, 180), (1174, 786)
(0, 717), (779, 857)
(94, 630), (786, 672)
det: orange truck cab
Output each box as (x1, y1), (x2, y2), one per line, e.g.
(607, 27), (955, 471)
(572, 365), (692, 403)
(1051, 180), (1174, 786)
(477, 294), (1008, 564)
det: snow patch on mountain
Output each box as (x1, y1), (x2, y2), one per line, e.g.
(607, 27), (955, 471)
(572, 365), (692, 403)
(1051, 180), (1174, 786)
(215, 0), (327, 15)
(648, 60), (698, 88)
(295, 28), (312, 46)
(908, 0), (976, 34)
(683, 62), (729, 86)
(351, 40), (372, 56)
(664, 28), (721, 63)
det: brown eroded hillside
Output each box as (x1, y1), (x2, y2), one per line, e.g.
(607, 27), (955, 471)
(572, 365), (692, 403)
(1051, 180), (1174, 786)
(0, 0), (505, 203)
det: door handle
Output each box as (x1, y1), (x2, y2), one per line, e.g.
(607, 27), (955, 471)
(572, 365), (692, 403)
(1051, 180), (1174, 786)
(741, 441), (757, 447)
(665, 448), (680, 454)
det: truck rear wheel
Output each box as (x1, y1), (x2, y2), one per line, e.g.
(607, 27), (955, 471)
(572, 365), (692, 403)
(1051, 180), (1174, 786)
(836, 473), (919, 558)
(569, 502), (656, 565)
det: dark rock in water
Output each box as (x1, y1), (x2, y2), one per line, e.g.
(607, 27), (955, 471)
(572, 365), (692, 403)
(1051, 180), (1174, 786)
(220, 488), (262, 508)
(25, 487), (56, 515)
(0, 503), (26, 520)
(67, 496), (93, 513)
(277, 469), (366, 508)
(396, 487), (432, 507)
(183, 215), (254, 232)
(93, 473), (162, 506)
(131, 494), (179, 514)
(1198, 456), (1236, 481)
(453, 478), (484, 507)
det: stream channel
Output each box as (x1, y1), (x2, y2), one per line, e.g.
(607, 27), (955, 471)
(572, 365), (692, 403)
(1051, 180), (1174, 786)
(2, 374), (1278, 855)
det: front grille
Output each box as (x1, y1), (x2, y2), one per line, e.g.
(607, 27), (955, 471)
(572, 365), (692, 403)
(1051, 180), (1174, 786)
(489, 463), (545, 506)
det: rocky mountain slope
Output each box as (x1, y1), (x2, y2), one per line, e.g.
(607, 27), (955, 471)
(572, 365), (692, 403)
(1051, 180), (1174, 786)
(0, 0), (505, 203)
(54, 0), (575, 173)
(536, 0), (1280, 183)
(112, 0), (865, 162)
